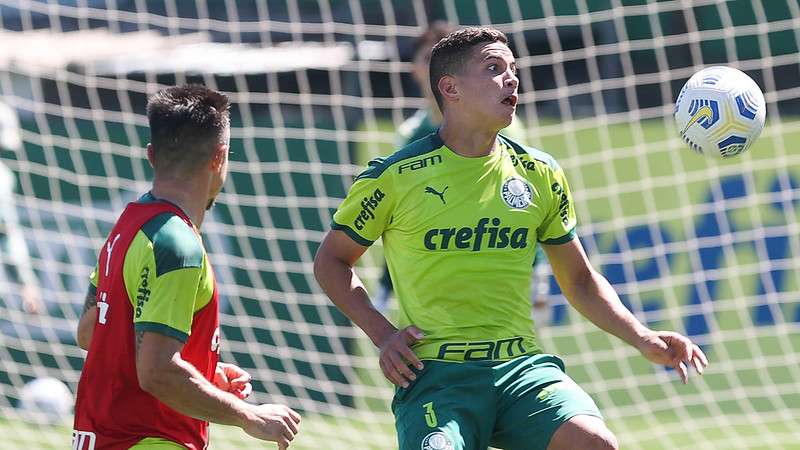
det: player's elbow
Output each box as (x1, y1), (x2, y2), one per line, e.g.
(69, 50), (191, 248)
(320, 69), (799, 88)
(76, 331), (90, 351)
(313, 244), (335, 287)
(76, 312), (95, 350)
(137, 364), (167, 396)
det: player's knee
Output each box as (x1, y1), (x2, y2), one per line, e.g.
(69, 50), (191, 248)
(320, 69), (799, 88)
(548, 416), (618, 450)
(584, 427), (618, 450)
(568, 429), (619, 450)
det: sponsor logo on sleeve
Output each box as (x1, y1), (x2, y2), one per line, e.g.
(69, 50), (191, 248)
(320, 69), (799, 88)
(551, 182), (571, 225)
(134, 267), (151, 319)
(353, 188), (386, 231)
(509, 153), (536, 171)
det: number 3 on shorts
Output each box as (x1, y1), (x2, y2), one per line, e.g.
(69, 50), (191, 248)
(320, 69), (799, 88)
(423, 402), (438, 428)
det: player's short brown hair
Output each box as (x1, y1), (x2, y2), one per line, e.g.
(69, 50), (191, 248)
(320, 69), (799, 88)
(146, 85), (230, 172)
(429, 27), (509, 110)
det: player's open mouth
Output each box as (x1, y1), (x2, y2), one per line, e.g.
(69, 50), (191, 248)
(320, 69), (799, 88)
(501, 94), (518, 107)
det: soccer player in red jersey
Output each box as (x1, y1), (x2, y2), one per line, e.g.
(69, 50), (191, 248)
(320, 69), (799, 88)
(73, 85), (300, 450)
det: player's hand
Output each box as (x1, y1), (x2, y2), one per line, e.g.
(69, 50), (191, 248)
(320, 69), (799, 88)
(214, 362), (253, 399)
(377, 325), (424, 388)
(240, 403), (301, 449)
(637, 330), (709, 384)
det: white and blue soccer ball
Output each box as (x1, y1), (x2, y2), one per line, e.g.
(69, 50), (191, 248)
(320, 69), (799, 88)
(18, 377), (73, 423)
(674, 66), (766, 159)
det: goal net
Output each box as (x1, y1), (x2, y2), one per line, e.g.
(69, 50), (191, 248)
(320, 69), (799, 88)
(1, 1), (799, 449)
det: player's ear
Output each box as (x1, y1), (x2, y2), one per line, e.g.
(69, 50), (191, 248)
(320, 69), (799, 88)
(210, 143), (228, 171)
(146, 143), (155, 168)
(437, 75), (459, 104)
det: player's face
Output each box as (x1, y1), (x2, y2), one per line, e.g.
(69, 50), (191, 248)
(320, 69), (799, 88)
(454, 41), (518, 130)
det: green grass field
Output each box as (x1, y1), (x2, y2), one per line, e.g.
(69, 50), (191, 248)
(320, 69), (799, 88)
(3, 118), (800, 449)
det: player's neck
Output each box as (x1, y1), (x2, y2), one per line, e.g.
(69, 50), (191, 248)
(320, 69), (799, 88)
(150, 176), (208, 228)
(439, 117), (499, 158)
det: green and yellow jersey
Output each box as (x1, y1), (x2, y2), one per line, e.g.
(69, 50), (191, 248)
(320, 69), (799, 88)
(89, 192), (215, 344)
(332, 133), (576, 361)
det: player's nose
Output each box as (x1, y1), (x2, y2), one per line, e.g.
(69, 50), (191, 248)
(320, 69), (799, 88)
(504, 72), (518, 89)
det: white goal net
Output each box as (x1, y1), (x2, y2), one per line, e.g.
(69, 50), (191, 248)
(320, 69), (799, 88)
(1, 1), (799, 449)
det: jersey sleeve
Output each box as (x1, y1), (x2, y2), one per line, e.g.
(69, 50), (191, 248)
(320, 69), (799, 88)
(89, 263), (98, 289)
(132, 267), (202, 342)
(126, 215), (205, 342)
(331, 161), (394, 246)
(87, 263), (98, 300)
(537, 165), (577, 244)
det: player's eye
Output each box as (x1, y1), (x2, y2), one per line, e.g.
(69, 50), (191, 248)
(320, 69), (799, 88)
(488, 64), (497, 72)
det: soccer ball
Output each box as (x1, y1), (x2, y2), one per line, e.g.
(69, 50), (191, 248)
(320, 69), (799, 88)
(18, 377), (73, 423)
(674, 66), (766, 158)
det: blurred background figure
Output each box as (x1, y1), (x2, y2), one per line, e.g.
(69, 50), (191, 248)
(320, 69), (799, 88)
(0, 101), (41, 315)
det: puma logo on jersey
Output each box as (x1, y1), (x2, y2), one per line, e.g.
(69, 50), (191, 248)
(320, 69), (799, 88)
(424, 186), (448, 204)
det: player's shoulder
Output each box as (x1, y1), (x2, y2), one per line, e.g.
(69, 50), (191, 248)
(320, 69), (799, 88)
(498, 133), (562, 172)
(355, 132), (445, 181)
(138, 212), (204, 276)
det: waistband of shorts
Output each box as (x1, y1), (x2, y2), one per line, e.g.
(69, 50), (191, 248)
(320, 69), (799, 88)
(412, 336), (542, 362)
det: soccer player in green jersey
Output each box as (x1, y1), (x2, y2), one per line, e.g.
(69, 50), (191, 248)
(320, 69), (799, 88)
(314, 28), (708, 450)
(374, 22), (550, 318)
(75, 85), (300, 449)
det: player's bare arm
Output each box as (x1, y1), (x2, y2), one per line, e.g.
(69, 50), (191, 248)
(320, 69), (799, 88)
(542, 237), (708, 383)
(314, 229), (423, 387)
(76, 286), (97, 350)
(135, 331), (301, 448)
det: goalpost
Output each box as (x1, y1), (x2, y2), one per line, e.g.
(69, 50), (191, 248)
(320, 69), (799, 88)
(1, 1), (799, 449)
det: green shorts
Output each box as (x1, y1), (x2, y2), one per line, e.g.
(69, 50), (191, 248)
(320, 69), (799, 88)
(392, 354), (602, 450)
(130, 437), (186, 449)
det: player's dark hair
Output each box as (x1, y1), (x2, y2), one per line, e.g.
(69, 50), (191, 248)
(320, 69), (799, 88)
(413, 21), (455, 61)
(146, 84), (230, 172)
(429, 26), (509, 110)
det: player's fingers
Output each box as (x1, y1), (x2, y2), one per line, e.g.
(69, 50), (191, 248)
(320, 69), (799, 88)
(404, 326), (425, 342)
(379, 357), (403, 386)
(397, 344), (423, 370)
(213, 365), (229, 389)
(283, 413), (300, 435)
(691, 356), (704, 375)
(386, 350), (415, 386)
(285, 407), (301, 424)
(675, 360), (689, 384)
(225, 365), (252, 382)
(235, 382), (252, 399)
(693, 344), (709, 367)
(277, 437), (289, 450)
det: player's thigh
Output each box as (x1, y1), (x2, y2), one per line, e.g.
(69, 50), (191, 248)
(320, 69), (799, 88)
(129, 437), (186, 449)
(547, 415), (618, 450)
(491, 355), (604, 450)
(392, 361), (494, 450)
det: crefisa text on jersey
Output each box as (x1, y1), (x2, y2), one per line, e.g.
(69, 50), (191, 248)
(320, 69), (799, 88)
(353, 188), (386, 230)
(423, 217), (529, 251)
